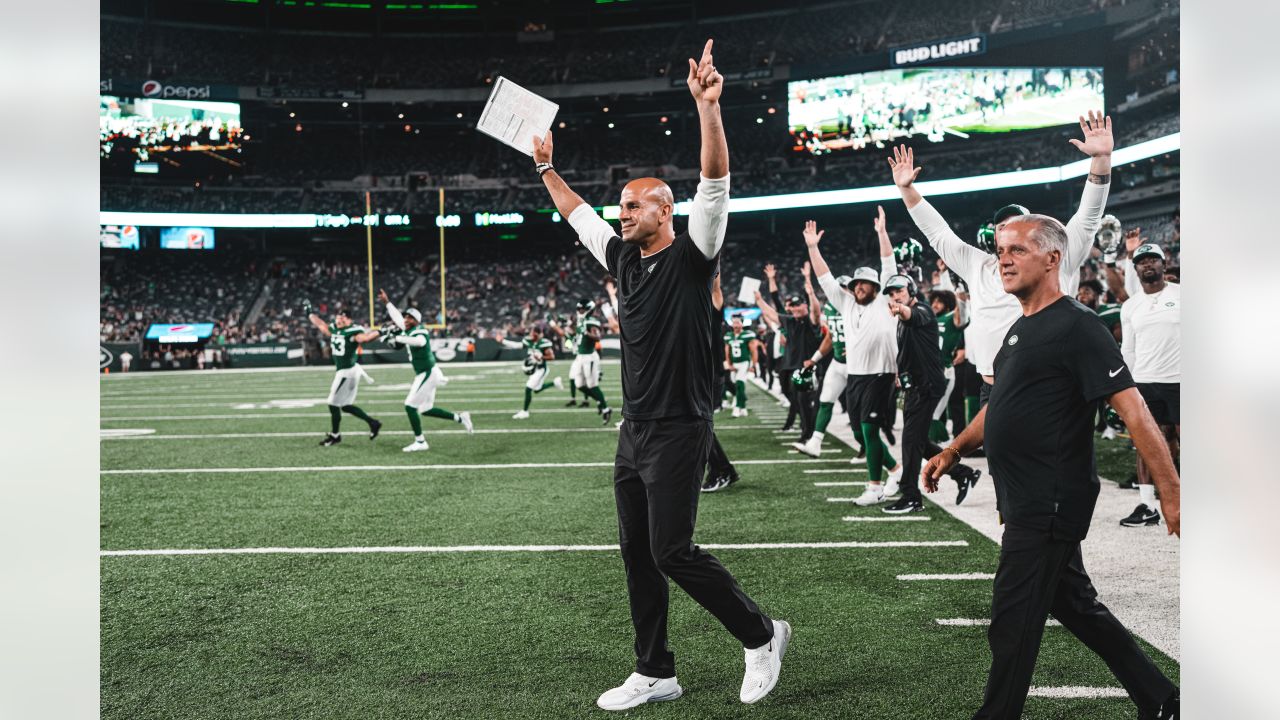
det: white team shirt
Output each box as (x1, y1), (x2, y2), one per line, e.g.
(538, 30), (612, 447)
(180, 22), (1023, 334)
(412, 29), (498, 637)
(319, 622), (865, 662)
(817, 253), (897, 375)
(1120, 281), (1180, 383)
(907, 181), (1109, 375)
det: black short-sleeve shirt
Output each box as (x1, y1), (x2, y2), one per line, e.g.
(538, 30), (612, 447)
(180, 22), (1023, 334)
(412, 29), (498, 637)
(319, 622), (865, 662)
(985, 296), (1136, 540)
(606, 232), (720, 421)
(896, 301), (946, 393)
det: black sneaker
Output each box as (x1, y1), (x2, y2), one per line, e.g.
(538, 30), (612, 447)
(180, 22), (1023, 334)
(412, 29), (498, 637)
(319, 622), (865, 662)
(1120, 504), (1160, 527)
(320, 433), (341, 447)
(1118, 473), (1139, 490)
(779, 423), (794, 432)
(565, 399), (579, 407)
(700, 475), (730, 493)
(368, 419), (382, 440)
(601, 407), (613, 424)
(724, 469), (740, 487)
(855, 445), (866, 459)
(954, 466), (983, 506)
(579, 400), (593, 408)
(1156, 690), (1179, 720)
(883, 496), (923, 514)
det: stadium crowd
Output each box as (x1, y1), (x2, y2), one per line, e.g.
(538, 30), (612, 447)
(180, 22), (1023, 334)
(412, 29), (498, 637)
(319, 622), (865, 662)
(101, 0), (1111, 89)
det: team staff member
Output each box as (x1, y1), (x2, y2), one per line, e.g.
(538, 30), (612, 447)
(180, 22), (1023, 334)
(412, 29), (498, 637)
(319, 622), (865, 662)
(881, 275), (983, 513)
(1119, 243), (1180, 527)
(922, 213), (1180, 720)
(804, 210), (901, 505)
(533, 39), (788, 711)
(892, 112), (1114, 407)
(756, 266), (822, 440)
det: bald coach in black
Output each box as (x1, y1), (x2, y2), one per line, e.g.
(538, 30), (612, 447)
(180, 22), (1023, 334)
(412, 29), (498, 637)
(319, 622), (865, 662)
(531, 39), (788, 710)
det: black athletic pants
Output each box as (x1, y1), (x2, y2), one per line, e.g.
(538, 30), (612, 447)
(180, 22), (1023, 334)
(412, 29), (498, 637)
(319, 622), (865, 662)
(899, 387), (944, 503)
(780, 367), (816, 438)
(706, 432), (734, 480)
(948, 372), (968, 436)
(614, 416), (773, 678)
(974, 523), (1176, 719)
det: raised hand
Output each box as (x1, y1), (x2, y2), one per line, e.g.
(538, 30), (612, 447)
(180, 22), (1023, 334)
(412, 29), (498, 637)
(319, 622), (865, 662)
(802, 221), (824, 247)
(887, 144), (922, 188)
(802, 260), (812, 279)
(532, 131), (554, 164)
(873, 205), (887, 235)
(686, 39), (724, 104)
(1068, 110), (1113, 157)
(763, 263), (777, 280)
(377, 288), (389, 304)
(1124, 227), (1143, 256)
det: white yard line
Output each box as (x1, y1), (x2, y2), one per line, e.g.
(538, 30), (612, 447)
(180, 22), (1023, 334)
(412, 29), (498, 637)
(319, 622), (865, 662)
(99, 426), (768, 441)
(103, 409), (630, 421)
(99, 359), (621, 381)
(1026, 686), (1128, 699)
(101, 457), (849, 475)
(897, 573), (995, 581)
(841, 516), (930, 522)
(100, 539), (971, 557)
(803, 468), (865, 474)
(935, 618), (1062, 627)
(812, 481), (866, 487)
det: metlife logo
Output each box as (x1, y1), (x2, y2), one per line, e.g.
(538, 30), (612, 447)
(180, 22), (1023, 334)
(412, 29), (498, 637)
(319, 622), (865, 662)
(141, 79), (213, 99)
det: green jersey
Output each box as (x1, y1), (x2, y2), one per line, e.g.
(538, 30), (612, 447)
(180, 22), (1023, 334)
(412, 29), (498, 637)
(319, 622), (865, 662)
(523, 336), (554, 368)
(574, 316), (602, 355)
(328, 324), (365, 370)
(1096, 303), (1121, 330)
(821, 303), (847, 363)
(937, 310), (964, 366)
(404, 326), (437, 374)
(723, 329), (758, 364)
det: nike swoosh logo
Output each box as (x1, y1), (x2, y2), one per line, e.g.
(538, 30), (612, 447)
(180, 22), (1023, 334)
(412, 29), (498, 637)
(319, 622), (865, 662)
(648, 680), (658, 687)
(1109, 366), (1124, 377)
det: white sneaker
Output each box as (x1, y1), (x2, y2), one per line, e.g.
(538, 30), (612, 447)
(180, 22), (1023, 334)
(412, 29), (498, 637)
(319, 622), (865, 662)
(740, 619), (791, 704)
(596, 672), (683, 711)
(459, 411), (474, 434)
(512, 410), (530, 420)
(793, 433), (822, 458)
(738, 407), (749, 417)
(1101, 426), (1117, 440)
(553, 377), (564, 390)
(853, 485), (886, 506)
(883, 467), (903, 497)
(402, 439), (429, 453)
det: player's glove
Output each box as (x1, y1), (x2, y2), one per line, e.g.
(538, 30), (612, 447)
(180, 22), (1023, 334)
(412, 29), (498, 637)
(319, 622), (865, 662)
(301, 299), (314, 316)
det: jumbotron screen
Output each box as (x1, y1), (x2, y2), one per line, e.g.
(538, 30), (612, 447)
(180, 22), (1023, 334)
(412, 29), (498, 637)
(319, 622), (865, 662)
(787, 67), (1103, 154)
(99, 95), (243, 164)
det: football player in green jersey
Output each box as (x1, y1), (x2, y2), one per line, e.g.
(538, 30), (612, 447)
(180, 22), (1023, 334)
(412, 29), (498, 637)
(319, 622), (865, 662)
(568, 298), (614, 423)
(308, 307), (383, 446)
(794, 288), (848, 457)
(929, 289), (966, 442)
(721, 314), (759, 417)
(513, 324), (563, 419)
(379, 289), (474, 452)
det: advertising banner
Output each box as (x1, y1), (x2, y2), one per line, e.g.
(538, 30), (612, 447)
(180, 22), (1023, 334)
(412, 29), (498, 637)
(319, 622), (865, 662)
(224, 343), (306, 368)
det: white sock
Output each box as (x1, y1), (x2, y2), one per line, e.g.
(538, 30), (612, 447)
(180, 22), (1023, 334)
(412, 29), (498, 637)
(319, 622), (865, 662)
(415, 435), (425, 443)
(1139, 483), (1157, 508)
(810, 431), (824, 443)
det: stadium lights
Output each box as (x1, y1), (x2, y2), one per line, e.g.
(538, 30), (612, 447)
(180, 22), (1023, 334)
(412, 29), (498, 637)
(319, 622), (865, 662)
(99, 133), (1179, 228)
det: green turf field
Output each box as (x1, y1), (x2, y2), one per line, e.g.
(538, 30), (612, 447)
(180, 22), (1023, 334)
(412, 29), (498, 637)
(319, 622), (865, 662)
(100, 361), (1175, 719)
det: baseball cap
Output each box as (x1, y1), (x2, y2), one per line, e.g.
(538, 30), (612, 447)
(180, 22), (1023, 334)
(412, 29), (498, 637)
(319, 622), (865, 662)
(883, 274), (913, 291)
(851, 267), (881, 288)
(993, 204), (1030, 224)
(1132, 243), (1165, 262)
(787, 294), (805, 306)
(405, 308), (423, 322)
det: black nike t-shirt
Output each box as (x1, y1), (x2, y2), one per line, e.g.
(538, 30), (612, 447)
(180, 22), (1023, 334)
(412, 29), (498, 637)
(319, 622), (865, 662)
(896, 301), (946, 393)
(985, 296), (1135, 541)
(607, 231), (720, 421)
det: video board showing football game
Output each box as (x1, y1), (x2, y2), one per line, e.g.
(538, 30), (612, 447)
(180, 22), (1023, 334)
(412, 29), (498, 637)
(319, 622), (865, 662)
(99, 95), (243, 164)
(788, 67), (1103, 154)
